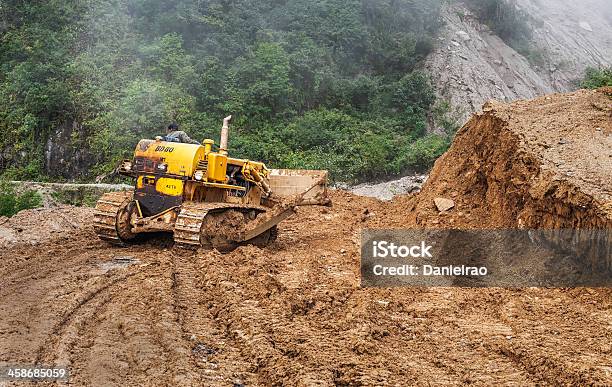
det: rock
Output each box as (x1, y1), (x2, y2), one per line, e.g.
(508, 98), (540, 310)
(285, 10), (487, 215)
(434, 198), (455, 212)
(361, 208), (375, 222)
(456, 30), (470, 41)
(451, 40), (460, 47)
(482, 100), (500, 112)
(579, 21), (593, 32)
(351, 175), (427, 201)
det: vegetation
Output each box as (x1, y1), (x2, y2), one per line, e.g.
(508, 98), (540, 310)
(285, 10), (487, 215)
(580, 67), (612, 89)
(0, 0), (451, 183)
(50, 189), (100, 207)
(0, 181), (43, 217)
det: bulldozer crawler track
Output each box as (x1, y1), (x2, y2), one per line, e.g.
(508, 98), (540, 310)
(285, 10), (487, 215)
(93, 191), (134, 245)
(174, 202), (267, 249)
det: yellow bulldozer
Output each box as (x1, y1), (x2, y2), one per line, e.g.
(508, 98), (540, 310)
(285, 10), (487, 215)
(93, 116), (329, 250)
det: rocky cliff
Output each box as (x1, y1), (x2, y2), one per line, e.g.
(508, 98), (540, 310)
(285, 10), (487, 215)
(427, 0), (612, 126)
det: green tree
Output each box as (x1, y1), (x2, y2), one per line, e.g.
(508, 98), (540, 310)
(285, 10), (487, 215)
(0, 0), (450, 183)
(0, 181), (43, 217)
(226, 42), (293, 126)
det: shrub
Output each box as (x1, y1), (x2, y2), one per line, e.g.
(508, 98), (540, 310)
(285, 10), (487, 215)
(0, 181), (43, 217)
(580, 67), (612, 89)
(395, 134), (450, 172)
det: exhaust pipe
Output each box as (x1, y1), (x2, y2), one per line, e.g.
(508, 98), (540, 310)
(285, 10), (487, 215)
(220, 115), (231, 154)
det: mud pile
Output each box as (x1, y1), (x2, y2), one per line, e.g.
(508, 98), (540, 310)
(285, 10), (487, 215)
(377, 88), (612, 231)
(0, 206), (93, 247)
(0, 89), (611, 385)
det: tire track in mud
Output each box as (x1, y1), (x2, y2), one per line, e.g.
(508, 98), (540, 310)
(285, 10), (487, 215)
(114, 253), (201, 386)
(451, 288), (612, 386)
(156, 251), (211, 384)
(0, 235), (100, 298)
(31, 246), (218, 386)
(0, 234), (120, 365)
(169, 249), (255, 385)
(26, 248), (198, 386)
(34, 268), (143, 366)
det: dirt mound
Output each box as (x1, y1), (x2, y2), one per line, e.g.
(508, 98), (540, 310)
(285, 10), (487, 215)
(0, 206), (94, 247)
(380, 88), (611, 231)
(0, 90), (611, 385)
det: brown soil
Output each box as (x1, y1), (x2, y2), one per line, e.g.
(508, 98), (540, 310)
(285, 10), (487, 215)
(0, 89), (610, 386)
(0, 206), (92, 247)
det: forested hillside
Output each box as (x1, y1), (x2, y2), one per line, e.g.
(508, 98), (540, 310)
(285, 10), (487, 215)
(0, 0), (457, 182)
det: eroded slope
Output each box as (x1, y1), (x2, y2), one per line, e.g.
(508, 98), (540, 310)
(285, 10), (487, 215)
(392, 87), (612, 230)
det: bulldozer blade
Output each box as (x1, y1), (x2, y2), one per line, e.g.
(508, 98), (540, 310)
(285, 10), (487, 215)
(236, 170), (329, 243)
(268, 169), (329, 205)
(241, 207), (296, 242)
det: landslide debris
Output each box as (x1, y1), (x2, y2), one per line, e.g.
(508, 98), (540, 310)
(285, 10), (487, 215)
(379, 87), (612, 231)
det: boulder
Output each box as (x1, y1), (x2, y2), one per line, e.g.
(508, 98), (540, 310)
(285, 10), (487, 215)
(456, 30), (470, 41)
(434, 198), (455, 212)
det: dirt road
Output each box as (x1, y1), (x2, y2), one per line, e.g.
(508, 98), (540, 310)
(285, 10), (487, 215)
(1, 88), (611, 385)
(0, 194), (610, 385)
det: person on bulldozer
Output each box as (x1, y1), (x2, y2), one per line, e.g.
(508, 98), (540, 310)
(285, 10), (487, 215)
(164, 123), (200, 144)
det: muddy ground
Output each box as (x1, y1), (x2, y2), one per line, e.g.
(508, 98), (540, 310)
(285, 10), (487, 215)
(0, 89), (611, 385)
(1, 193), (610, 386)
